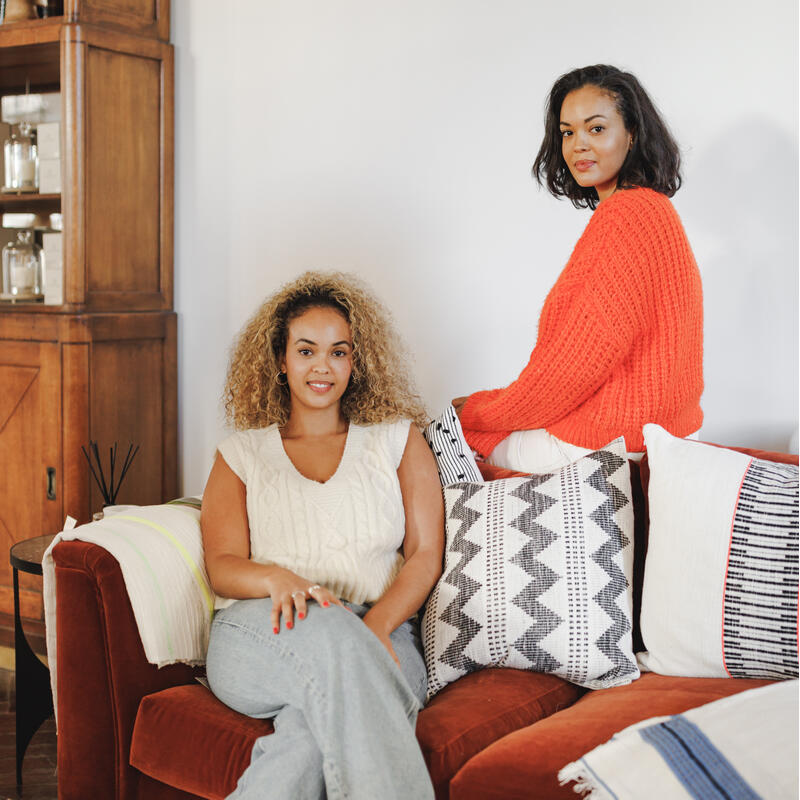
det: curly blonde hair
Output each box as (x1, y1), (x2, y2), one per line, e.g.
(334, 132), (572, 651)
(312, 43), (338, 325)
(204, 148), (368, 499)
(224, 271), (428, 430)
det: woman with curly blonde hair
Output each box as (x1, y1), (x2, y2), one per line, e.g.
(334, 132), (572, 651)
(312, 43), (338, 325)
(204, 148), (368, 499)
(202, 271), (442, 800)
(224, 270), (429, 431)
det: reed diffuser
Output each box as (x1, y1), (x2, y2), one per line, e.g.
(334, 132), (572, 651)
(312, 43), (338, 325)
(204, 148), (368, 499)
(81, 440), (140, 510)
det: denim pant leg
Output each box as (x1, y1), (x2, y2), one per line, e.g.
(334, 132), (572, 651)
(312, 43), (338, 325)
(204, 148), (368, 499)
(229, 705), (324, 800)
(386, 613), (428, 707)
(206, 598), (434, 800)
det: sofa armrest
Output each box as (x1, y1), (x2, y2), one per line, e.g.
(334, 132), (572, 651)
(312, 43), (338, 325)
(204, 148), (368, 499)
(53, 540), (199, 800)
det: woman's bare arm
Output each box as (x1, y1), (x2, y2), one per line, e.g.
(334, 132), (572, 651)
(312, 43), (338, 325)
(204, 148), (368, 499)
(363, 425), (445, 661)
(201, 454), (256, 593)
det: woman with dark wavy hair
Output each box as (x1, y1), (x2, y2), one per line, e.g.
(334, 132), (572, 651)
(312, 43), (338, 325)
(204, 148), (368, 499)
(454, 64), (703, 471)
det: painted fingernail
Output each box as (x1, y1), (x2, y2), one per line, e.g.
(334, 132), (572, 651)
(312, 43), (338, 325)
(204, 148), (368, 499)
(298, 612), (305, 619)
(286, 621), (293, 629)
(323, 601), (329, 607)
(273, 627), (279, 634)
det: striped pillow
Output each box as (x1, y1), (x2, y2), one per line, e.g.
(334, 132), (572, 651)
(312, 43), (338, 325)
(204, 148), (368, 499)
(423, 405), (483, 487)
(639, 424), (798, 680)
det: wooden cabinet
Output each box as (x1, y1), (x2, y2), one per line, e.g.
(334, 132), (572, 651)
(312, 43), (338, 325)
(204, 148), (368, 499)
(0, 5), (175, 622)
(0, 20), (173, 311)
(0, 338), (61, 621)
(64, 0), (170, 41)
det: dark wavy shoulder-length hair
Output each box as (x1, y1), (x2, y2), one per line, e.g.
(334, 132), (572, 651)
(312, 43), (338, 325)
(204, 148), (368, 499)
(532, 64), (681, 209)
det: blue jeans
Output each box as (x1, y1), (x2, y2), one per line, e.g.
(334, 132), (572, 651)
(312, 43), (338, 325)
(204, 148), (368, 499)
(206, 598), (433, 800)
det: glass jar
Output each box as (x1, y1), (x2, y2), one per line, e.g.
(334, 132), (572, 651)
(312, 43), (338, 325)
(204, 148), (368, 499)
(3, 123), (39, 193)
(36, 0), (65, 17)
(1, 230), (43, 302)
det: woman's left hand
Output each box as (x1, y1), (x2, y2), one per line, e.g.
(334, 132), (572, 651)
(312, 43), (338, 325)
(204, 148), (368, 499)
(451, 396), (469, 417)
(363, 614), (400, 667)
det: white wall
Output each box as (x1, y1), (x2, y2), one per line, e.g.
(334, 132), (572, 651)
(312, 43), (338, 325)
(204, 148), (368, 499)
(173, 0), (799, 495)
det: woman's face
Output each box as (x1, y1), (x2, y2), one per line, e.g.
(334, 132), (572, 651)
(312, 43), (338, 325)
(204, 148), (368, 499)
(559, 85), (632, 203)
(281, 306), (353, 415)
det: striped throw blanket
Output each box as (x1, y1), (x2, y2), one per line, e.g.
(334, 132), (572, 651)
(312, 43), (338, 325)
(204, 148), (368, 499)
(42, 499), (215, 715)
(559, 680), (798, 800)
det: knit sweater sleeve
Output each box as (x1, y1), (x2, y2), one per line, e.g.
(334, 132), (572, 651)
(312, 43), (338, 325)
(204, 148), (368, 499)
(460, 198), (646, 435)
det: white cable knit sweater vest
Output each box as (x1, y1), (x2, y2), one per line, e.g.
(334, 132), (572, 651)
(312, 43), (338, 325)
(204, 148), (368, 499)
(216, 419), (411, 607)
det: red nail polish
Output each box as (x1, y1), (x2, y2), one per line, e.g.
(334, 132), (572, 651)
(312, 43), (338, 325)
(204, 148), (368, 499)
(286, 621), (293, 629)
(323, 601), (329, 607)
(298, 612), (305, 619)
(273, 627), (279, 634)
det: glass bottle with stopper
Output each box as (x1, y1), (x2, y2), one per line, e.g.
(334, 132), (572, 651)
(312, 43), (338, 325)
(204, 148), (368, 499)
(3, 122), (39, 193)
(1, 230), (43, 302)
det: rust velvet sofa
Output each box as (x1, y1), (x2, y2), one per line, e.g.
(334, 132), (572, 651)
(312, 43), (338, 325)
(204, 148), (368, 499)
(50, 446), (797, 800)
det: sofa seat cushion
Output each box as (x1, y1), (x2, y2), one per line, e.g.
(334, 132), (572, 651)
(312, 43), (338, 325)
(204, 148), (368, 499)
(132, 670), (581, 800)
(131, 684), (271, 800)
(416, 668), (584, 799)
(448, 672), (775, 800)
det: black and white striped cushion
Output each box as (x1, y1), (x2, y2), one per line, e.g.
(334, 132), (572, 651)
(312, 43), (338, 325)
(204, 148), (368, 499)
(423, 405), (483, 487)
(639, 424), (799, 681)
(722, 459), (798, 679)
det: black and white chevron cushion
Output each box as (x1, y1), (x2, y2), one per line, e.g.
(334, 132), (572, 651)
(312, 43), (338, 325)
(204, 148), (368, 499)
(423, 405), (483, 487)
(421, 437), (638, 700)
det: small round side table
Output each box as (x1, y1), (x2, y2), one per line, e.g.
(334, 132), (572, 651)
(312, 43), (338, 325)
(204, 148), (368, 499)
(9, 533), (56, 787)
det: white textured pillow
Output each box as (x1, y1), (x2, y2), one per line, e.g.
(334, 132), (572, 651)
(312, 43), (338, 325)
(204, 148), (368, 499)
(422, 438), (638, 700)
(423, 405), (483, 487)
(639, 424), (799, 680)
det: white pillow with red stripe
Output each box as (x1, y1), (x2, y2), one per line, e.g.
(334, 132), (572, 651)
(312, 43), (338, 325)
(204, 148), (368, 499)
(638, 424), (798, 680)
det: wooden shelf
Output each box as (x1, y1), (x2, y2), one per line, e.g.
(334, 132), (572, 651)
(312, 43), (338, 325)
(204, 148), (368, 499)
(0, 192), (61, 225)
(0, 192), (60, 205)
(0, 28), (61, 92)
(0, 302), (65, 313)
(0, 300), (47, 310)
(0, 17), (63, 47)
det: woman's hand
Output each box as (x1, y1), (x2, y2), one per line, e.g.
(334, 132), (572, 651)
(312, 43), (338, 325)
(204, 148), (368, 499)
(263, 566), (344, 633)
(363, 612), (400, 667)
(451, 396), (469, 417)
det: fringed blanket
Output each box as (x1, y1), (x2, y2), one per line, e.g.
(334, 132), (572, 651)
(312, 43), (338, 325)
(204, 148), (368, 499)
(42, 499), (215, 715)
(559, 680), (798, 800)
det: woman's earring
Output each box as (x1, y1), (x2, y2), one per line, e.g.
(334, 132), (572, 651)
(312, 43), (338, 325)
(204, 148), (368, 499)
(276, 371), (288, 386)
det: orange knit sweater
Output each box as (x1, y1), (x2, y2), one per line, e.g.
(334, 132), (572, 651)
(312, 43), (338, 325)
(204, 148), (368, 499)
(460, 187), (704, 457)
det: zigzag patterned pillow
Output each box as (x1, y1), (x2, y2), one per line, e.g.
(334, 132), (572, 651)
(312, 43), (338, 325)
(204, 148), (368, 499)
(639, 424), (799, 680)
(423, 405), (483, 487)
(422, 438), (638, 700)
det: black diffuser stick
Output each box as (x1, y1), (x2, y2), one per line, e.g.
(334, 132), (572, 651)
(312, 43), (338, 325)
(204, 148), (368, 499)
(114, 444), (139, 502)
(109, 443), (116, 502)
(81, 444), (109, 504)
(91, 441), (110, 503)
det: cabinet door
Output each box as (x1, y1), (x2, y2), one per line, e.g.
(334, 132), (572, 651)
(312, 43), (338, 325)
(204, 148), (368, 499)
(63, 25), (174, 311)
(0, 340), (62, 620)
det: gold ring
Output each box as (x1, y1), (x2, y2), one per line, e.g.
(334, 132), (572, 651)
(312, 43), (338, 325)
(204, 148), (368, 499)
(308, 584), (321, 592)
(291, 591), (304, 599)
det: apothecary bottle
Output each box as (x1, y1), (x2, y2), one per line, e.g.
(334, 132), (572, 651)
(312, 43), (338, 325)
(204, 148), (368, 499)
(3, 123), (39, 192)
(1, 230), (43, 301)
